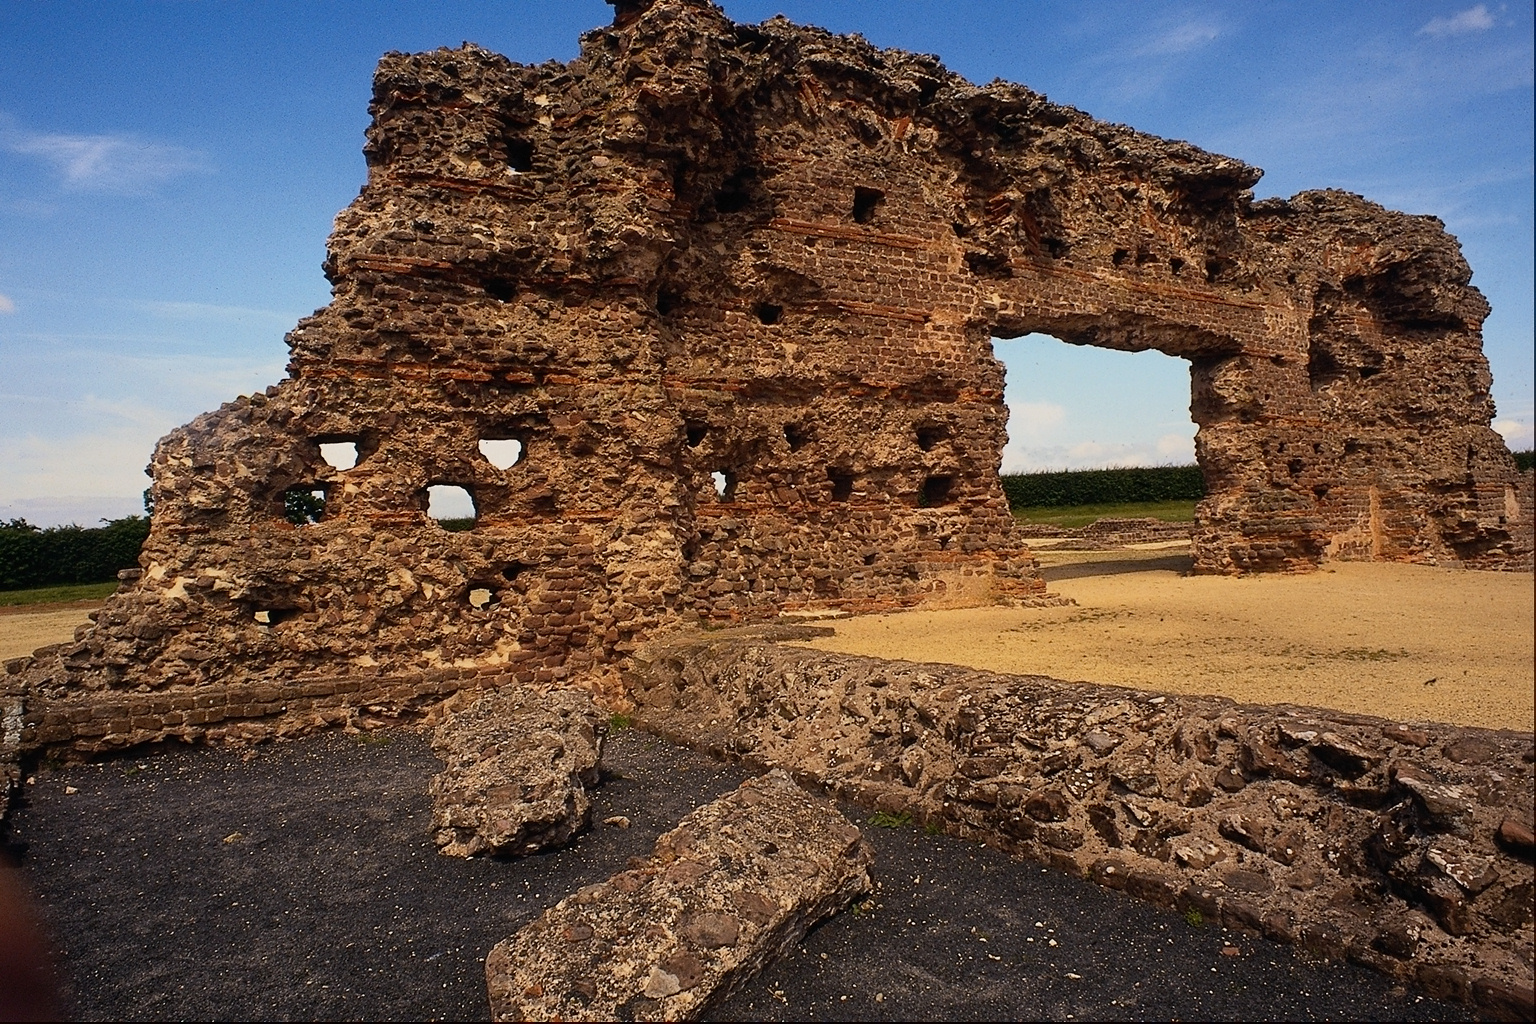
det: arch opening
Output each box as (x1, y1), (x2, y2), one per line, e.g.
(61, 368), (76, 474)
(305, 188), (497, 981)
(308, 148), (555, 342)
(995, 333), (1198, 475)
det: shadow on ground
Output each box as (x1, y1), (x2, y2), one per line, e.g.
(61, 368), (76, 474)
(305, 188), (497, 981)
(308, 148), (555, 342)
(1039, 554), (1194, 582)
(3, 729), (1458, 1021)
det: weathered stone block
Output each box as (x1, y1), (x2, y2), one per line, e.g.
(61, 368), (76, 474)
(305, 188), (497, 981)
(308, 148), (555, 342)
(484, 769), (871, 1022)
(427, 685), (606, 858)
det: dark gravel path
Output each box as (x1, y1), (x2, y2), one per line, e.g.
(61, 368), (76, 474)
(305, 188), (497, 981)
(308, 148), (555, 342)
(3, 729), (1461, 1021)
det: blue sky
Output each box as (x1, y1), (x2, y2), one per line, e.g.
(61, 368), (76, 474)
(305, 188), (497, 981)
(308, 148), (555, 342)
(1, 1), (1531, 526)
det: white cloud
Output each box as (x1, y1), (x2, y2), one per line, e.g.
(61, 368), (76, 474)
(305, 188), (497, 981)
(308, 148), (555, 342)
(1419, 4), (1496, 38)
(1007, 401), (1066, 435)
(0, 294), (13, 314)
(0, 495), (147, 529)
(2, 430), (156, 501)
(1, 123), (210, 194)
(1001, 438), (1189, 474)
(1493, 417), (1533, 446)
(1067, 440), (1115, 461)
(0, 344), (287, 523)
(1156, 431), (1194, 457)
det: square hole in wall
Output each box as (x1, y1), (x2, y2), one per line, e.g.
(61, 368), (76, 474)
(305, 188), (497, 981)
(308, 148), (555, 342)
(318, 441), (359, 471)
(427, 484), (477, 530)
(506, 137), (534, 173)
(828, 469), (854, 502)
(920, 475), (954, 507)
(479, 438), (524, 470)
(467, 584), (500, 610)
(283, 486), (327, 525)
(852, 186), (885, 224)
(915, 425), (947, 451)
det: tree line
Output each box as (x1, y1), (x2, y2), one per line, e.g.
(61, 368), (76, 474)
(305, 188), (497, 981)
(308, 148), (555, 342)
(0, 516), (151, 590)
(1001, 464), (1205, 508)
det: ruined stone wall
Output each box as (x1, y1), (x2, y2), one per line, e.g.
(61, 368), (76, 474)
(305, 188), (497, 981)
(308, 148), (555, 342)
(10, 0), (1526, 729)
(628, 629), (1535, 1018)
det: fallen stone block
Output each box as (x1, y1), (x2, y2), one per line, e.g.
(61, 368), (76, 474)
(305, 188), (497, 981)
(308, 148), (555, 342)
(427, 685), (606, 858)
(485, 769), (872, 1022)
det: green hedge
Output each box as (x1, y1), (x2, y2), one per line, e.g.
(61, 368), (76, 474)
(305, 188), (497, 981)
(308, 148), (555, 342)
(0, 516), (151, 591)
(1001, 464), (1205, 509)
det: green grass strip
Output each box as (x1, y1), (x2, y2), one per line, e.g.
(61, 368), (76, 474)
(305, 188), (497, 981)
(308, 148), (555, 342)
(0, 581), (119, 607)
(1013, 499), (1198, 529)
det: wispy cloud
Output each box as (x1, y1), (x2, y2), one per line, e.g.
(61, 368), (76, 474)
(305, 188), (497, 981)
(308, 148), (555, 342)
(1007, 401), (1066, 435)
(1207, 16), (1532, 198)
(1, 430), (158, 501)
(1, 120), (210, 194)
(0, 294), (14, 314)
(1419, 4), (1496, 38)
(139, 300), (298, 326)
(1058, 9), (1230, 105)
(1494, 417), (1533, 446)
(1156, 432), (1194, 457)
(0, 495), (148, 529)
(1000, 437), (1192, 474)
(0, 345), (287, 525)
(1134, 19), (1222, 58)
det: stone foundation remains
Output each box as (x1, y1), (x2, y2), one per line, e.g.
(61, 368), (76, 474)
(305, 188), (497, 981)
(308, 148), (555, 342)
(5, 0), (1529, 731)
(627, 626), (1535, 1018)
(1015, 516), (1194, 549)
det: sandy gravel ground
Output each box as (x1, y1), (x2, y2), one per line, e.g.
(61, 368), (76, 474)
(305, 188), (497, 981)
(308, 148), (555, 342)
(0, 605), (98, 662)
(798, 548), (1534, 732)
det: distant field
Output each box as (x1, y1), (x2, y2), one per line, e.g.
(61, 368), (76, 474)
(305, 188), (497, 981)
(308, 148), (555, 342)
(0, 581), (118, 608)
(1013, 499), (1197, 529)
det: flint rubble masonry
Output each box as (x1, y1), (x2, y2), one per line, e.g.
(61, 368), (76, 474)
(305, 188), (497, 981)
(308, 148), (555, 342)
(5, 0), (1530, 757)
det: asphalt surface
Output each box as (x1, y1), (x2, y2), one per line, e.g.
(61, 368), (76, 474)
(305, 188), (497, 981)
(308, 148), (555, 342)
(2, 728), (1463, 1021)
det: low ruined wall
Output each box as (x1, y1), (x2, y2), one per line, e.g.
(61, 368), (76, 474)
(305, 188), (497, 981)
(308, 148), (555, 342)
(626, 628), (1535, 1019)
(7, 652), (527, 755)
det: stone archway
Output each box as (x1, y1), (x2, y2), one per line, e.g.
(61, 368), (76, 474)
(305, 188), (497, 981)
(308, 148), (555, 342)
(12, 0), (1527, 748)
